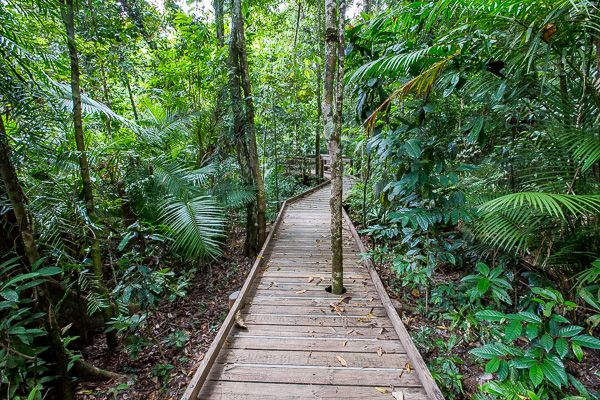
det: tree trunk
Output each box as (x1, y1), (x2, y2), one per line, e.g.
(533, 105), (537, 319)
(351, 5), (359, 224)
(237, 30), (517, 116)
(229, 0), (259, 256)
(293, 1), (302, 48)
(324, 0), (345, 295)
(233, 0), (267, 250)
(0, 116), (39, 265)
(315, 0), (323, 177)
(214, 0), (225, 47)
(124, 74), (139, 121)
(61, 0), (118, 349)
(273, 99), (280, 202)
(1, 114), (75, 400)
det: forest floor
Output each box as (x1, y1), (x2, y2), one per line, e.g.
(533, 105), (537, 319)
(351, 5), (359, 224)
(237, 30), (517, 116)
(73, 225), (254, 400)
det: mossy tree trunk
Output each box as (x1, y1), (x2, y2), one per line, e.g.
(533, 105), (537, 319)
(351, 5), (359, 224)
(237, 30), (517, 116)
(60, 0), (118, 349)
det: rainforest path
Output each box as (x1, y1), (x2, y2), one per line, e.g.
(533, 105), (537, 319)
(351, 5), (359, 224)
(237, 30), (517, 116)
(181, 177), (444, 400)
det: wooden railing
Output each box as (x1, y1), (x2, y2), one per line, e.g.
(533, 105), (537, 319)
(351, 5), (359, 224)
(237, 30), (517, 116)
(279, 154), (353, 178)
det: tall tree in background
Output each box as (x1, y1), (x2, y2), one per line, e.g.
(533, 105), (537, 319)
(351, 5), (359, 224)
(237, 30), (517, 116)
(229, 0), (267, 255)
(323, 0), (345, 294)
(315, 0), (323, 177)
(61, 0), (118, 348)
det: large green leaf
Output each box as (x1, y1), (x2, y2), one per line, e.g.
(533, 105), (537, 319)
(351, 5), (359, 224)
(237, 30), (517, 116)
(529, 365), (543, 387)
(570, 334), (600, 349)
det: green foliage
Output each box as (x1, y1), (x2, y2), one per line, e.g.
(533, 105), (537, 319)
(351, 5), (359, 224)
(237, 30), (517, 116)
(0, 258), (61, 399)
(461, 262), (513, 305)
(472, 289), (596, 396)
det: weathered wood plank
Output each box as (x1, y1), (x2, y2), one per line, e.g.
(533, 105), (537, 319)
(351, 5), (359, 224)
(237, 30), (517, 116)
(198, 382), (428, 399)
(224, 323), (399, 339)
(239, 314), (392, 328)
(205, 363), (420, 386)
(216, 348), (410, 368)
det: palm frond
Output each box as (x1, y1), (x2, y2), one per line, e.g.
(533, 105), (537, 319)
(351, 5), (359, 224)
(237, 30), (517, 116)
(158, 196), (225, 260)
(480, 192), (600, 219)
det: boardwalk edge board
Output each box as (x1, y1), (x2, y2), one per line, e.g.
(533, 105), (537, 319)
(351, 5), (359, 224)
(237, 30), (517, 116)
(180, 179), (331, 400)
(342, 207), (446, 400)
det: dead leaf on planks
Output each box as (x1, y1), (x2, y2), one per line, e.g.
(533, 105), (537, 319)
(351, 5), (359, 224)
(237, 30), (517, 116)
(375, 387), (388, 394)
(308, 276), (314, 283)
(377, 346), (383, 357)
(339, 296), (352, 303)
(296, 289), (307, 294)
(392, 391), (404, 400)
(342, 340), (347, 346)
(336, 355), (348, 367)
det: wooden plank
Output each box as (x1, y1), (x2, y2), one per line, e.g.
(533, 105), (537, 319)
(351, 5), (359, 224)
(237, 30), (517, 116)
(248, 289), (379, 299)
(225, 335), (401, 352)
(216, 348), (410, 368)
(242, 304), (389, 317)
(206, 363), (420, 387)
(342, 208), (445, 400)
(239, 314), (392, 328)
(198, 381), (428, 399)
(248, 297), (386, 310)
(224, 323), (399, 339)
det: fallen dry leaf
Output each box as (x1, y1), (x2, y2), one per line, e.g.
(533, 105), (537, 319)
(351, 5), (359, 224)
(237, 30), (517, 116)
(392, 391), (404, 400)
(398, 370), (404, 378)
(346, 328), (354, 334)
(308, 330), (314, 333)
(380, 327), (387, 334)
(296, 289), (307, 294)
(309, 351), (312, 358)
(377, 346), (383, 357)
(308, 276), (314, 283)
(375, 387), (388, 394)
(406, 363), (411, 372)
(336, 355), (348, 367)
(340, 296), (352, 303)
(342, 340), (347, 347)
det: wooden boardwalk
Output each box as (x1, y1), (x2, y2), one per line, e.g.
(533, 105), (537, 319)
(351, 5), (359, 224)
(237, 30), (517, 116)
(182, 179), (443, 400)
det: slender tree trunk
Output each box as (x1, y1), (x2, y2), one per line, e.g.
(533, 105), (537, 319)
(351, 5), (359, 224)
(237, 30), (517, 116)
(273, 100), (279, 202)
(61, 0), (118, 348)
(324, 0), (345, 295)
(293, 1), (302, 49)
(315, 0), (323, 177)
(214, 0), (225, 47)
(233, 0), (267, 250)
(362, 151), (371, 227)
(124, 74), (138, 121)
(0, 114), (74, 400)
